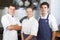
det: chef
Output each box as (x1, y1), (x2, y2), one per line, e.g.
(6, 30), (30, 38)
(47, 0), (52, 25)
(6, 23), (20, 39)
(38, 2), (58, 40)
(21, 7), (38, 40)
(1, 4), (21, 40)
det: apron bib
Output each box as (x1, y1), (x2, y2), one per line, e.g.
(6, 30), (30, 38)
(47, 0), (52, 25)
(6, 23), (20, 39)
(38, 14), (52, 40)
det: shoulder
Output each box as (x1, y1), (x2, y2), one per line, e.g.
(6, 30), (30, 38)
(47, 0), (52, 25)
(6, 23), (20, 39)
(38, 17), (40, 21)
(1, 14), (9, 22)
(1, 14), (8, 19)
(32, 17), (38, 23)
(49, 14), (56, 20)
(14, 16), (19, 20)
(22, 19), (27, 23)
(49, 14), (55, 18)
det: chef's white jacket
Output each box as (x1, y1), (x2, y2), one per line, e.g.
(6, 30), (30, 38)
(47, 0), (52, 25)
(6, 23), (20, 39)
(1, 14), (21, 40)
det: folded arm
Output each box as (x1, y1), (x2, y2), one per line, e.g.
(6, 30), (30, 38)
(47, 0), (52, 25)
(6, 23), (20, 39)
(6, 24), (22, 30)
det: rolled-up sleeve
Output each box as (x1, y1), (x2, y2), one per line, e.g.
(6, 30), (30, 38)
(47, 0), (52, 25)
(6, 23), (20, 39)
(1, 16), (10, 30)
(30, 20), (39, 36)
(50, 16), (58, 31)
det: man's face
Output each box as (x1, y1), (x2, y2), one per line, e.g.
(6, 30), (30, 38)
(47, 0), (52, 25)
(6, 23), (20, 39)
(26, 8), (33, 17)
(8, 6), (16, 15)
(40, 5), (49, 14)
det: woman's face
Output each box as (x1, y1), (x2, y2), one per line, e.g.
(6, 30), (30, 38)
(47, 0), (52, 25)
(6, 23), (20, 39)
(26, 8), (33, 18)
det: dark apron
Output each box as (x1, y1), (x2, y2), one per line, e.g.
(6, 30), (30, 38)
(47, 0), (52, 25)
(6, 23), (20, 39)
(38, 14), (52, 40)
(24, 34), (37, 40)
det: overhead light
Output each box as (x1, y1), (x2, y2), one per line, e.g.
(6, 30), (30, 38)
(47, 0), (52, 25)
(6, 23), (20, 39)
(25, 0), (30, 7)
(32, 2), (38, 9)
(33, 2), (38, 7)
(18, 0), (23, 6)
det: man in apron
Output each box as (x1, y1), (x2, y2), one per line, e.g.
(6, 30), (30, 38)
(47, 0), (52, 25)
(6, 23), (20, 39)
(38, 2), (58, 40)
(21, 7), (38, 40)
(1, 4), (22, 40)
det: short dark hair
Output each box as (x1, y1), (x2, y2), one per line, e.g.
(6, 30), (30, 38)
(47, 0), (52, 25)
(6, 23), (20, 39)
(40, 2), (49, 8)
(26, 6), (33, 10)
(8, 3), (16, 8)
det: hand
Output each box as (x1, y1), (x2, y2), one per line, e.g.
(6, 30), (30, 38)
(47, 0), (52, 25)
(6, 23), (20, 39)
(25, 38), (28, 40)
(25, 35), (32, 40)
(21, 38), (24, 40)
(6, 25), (13, 30)
(22, 39), (24, 40)
(25, 38), (30, 40)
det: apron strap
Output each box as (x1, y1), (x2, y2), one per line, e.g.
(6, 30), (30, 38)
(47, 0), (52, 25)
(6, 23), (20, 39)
(47, 13), (50, 20)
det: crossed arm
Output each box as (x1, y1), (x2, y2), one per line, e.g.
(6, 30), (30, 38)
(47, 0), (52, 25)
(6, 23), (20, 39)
(6, 24), (22, 30)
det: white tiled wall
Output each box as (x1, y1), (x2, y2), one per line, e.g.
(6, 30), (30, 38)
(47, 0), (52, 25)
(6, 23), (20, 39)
(51, 0), (60, 25)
